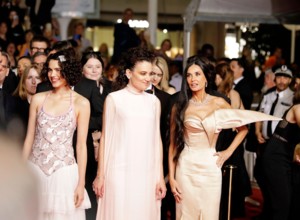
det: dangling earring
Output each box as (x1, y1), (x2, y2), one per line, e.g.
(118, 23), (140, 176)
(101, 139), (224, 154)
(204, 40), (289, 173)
(205, 82), (207, 87)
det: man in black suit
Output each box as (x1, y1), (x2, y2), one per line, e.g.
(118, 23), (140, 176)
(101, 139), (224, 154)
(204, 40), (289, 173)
(25, 0), (55, 30)
(0, 51), (17, 131)
(230, 58), (253, 110)
(37, 76), (104, 219)
(111, 8), (140, 64)
(0, 52), (18, 95)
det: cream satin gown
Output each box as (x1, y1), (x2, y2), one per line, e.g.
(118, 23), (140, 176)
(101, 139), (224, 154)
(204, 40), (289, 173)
(175, 97), (280, 220)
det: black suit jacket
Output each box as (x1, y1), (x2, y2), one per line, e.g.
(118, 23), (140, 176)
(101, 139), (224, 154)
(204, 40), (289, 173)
(234, 78), (253, 110)
(0, 90), (17, 130)
(153, 87), (170, 175)
(3, 70), (19, 95)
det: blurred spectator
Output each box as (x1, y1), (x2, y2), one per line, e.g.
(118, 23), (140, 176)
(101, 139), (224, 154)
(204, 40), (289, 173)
(0, 133), (38, 220)
(5, 41), (18, 70)
(155, 39), (172, 63)
(111, 8), (140, 64)
(18, 29), (34, 56)
(169, 60), (183, 92)
(31, 51), (46, 72)
(261, 68), (276, 94)
(16, 55), (31, 79)
(71, 22), (91, 53)
(230, 58), (253, 109)
(1, 51), (18, 94)
(7, 9), (24, 46)
(29, 35), (50, 56)
(198, 43), (215, 61)
(0, 21), (8, 51)
(138, 30), (154, 51)
(153, 56), (176, 94)
(25, 0), (55, 30)
(264, 46), (285, 71)
(13, 65), (41, 138)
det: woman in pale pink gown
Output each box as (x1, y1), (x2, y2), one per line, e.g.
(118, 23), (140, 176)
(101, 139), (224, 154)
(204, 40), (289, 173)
(93, 47), (166, 220)
(168, 55), (280, 220)
(22, 48), (91, 220)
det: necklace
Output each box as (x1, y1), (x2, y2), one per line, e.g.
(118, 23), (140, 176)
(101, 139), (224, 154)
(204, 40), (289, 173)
(190, 94), (209, 106)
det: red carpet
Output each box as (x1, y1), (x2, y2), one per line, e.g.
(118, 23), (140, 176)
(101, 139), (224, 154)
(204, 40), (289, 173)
(233, 185), (263, 220)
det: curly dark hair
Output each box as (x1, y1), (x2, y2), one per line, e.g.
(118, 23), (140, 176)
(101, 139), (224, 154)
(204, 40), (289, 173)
(112, 47), (155, 91)
(41, 48), (82, 86)
(172, 55), (215, 163)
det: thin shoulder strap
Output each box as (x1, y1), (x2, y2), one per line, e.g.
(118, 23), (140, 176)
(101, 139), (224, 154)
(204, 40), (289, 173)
(41, 91), (51, 111)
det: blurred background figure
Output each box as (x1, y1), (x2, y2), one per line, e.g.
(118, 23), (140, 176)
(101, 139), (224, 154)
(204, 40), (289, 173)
(0, 132), (38, 220)
(71, 22), (92, 53)
(153, 56), (176, 95)
(25, 0), (55, 31)
(111, 8), (140, 65)
(13, 65), (41, 140)
(155, 39), (172, 64)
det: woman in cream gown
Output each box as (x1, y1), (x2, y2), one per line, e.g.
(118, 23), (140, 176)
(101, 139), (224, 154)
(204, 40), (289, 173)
(168, 55), (280, 220)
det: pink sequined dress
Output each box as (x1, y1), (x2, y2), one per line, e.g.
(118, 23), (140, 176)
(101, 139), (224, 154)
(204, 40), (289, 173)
(28, 92), (91, 220)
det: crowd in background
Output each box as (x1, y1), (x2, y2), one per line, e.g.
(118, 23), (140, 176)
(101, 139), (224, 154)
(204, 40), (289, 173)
(1, 2), (300, 220)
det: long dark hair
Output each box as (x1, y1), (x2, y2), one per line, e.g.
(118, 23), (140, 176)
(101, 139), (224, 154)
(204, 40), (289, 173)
(112, 47), (155, 91)
(294, 83), (300, 104)
(172, 55), (215, 163)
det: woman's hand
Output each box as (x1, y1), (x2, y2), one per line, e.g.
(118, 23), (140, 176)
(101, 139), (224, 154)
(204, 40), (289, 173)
(156, 178), (167, 200)
(92, 131), (101, 161)
(93, 176), (105, 198)
(256, 131), (266, 144)
(169, 179), (182, 203)
(74, 185), (85, 208)
(214, 149), (233, 168)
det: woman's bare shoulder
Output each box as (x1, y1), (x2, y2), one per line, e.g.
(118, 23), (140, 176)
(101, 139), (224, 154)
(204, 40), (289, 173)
(73, 91), (89, 108)
(31, 91), (48, 103)
(210, 95), (231, 109)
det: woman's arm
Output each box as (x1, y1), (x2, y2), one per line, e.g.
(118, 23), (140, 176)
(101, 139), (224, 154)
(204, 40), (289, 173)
(214, 97), (248, 167)
(74, 95), (90, 207)
(22, 94), (39, 159)
(215, 125), (248, 167)
(155, 99), (167, 200)
(93, 95), (114, 198)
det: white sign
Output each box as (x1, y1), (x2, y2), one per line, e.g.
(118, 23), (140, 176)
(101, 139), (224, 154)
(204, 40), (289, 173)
(52, 0), (99, 18)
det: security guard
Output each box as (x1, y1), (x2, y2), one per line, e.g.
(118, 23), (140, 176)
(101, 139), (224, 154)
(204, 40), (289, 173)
(254, 64), (294, 219)
(256, 65), (294, 141)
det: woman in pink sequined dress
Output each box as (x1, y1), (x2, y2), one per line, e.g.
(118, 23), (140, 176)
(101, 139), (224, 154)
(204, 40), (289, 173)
(22, 48), (91, 220)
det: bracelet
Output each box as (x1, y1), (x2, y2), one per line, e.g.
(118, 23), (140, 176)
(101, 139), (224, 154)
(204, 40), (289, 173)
(97, 175), (105, 180)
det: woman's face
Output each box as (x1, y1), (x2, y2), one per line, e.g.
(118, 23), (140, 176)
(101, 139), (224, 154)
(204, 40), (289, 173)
(17, 58), (31, 77)
(151, 64), (163, 87)
(25, 68), (41, 95)
(83, 57), (102, 81)
(6, 43), (16, 55)
(215, 74), (223, 87)
(48, 60), (67, 88)
(126, 61), (152, 92)
(186, 64), (207, 92)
